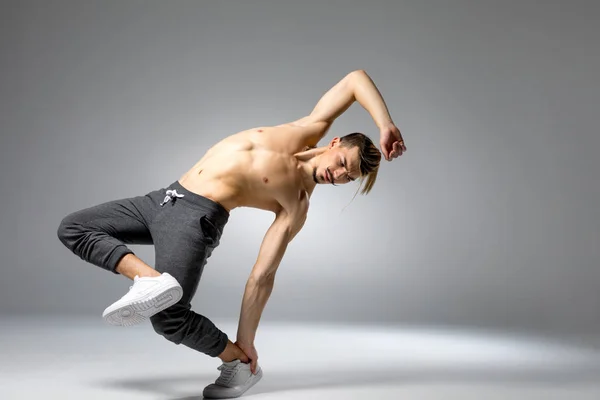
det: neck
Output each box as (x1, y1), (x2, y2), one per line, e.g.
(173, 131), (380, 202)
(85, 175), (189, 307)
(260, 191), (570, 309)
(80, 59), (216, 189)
(294, 146), (327, 190)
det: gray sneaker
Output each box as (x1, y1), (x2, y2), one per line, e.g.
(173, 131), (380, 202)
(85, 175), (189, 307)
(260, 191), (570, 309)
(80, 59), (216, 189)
(203, 359), (263, 399)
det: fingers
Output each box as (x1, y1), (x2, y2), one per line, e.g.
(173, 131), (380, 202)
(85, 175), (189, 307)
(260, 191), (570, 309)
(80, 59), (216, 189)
(252, 351), (258, 374)
(246, 354), (256, 374)
(380, 142), (390, 161)
(238, 351), (249, 363)
(388, 141), (404, 159)
(400, 140), (407, 153)
(381, 138), (406, 161)
(395, 140), (406, 157)
(235, 344), (250, 364)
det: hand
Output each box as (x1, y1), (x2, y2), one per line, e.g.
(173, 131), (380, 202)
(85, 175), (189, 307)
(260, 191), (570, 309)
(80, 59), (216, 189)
(235, 341), (259, 375)
(379, 123), (406, 161)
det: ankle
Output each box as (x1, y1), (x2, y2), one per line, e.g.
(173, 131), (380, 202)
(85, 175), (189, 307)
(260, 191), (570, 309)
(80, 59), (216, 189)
(218, 340), (237, 363)
(137, 270), (162, 278)
(115, 254), (161, 280)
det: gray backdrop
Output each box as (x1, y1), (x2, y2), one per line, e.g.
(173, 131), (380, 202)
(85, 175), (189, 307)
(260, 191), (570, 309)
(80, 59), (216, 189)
(2, 0), (598, 336)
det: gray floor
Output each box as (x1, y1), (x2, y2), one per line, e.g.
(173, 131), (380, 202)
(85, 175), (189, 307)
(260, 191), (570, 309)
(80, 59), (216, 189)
(2, 316), (600, 400)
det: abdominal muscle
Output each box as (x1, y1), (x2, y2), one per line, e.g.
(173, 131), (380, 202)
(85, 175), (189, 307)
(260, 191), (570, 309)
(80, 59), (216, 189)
(177, 129), (294, 213)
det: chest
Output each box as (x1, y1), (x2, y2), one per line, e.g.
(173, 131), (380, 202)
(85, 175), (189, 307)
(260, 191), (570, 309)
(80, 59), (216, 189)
(244, 154), (307, 208)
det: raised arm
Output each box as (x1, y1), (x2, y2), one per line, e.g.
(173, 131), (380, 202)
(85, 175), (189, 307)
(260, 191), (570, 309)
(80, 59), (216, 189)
(313, 69), (394, 127)
(286, 70), (398, 148)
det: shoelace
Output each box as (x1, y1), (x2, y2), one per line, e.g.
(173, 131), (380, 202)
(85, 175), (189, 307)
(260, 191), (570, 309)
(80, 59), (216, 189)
(216, 363), (240, 385)
(160, 189), (185, 206)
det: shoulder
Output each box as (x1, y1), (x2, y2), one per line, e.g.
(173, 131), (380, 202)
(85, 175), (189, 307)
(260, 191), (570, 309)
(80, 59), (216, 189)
(248, 123), (330, 158)
(276, 119), (332, 148)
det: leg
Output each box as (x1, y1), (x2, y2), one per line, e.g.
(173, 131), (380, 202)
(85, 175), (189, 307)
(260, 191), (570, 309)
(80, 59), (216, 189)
(115, 253), (160, 279)
(57, 194), (156, 276)
(57, 191), (183, 325)
(148, 208), (229, 358)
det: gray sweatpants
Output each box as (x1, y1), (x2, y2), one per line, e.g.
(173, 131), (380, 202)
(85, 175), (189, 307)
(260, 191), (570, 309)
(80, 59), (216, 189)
(57, 180), (230, 358)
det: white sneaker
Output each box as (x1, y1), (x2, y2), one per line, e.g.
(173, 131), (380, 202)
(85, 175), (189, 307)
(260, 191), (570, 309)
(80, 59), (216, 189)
(203, 359), (263, 399)
(102, 273), (183, 327)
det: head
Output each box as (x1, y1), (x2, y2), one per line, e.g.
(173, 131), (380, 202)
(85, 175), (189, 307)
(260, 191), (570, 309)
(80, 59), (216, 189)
(312, 132), (381, 194)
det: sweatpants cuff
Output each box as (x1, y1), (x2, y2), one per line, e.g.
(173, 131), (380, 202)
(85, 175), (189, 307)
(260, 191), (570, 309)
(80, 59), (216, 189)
(107, 245), (134, 274)
(208, 330), (229, 358)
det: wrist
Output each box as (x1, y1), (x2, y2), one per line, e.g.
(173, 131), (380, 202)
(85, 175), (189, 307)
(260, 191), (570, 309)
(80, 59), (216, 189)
(236, 336), (255, 346)
(377, 119), (395, 131)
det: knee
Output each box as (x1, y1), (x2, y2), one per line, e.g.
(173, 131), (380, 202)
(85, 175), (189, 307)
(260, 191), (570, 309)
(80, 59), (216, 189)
(57, 212), (84, 249)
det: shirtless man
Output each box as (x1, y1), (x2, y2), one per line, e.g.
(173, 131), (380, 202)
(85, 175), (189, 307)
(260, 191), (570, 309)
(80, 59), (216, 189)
(57, 69), (406, 398)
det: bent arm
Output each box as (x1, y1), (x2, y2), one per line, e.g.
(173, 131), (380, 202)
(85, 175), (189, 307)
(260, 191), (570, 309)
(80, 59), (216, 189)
(236, 208), (307, 344)
(288, 70), (395, 145)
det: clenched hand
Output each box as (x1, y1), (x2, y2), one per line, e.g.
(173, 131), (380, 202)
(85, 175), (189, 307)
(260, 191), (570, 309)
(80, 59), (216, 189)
(379, 123), (406, 161)
(236, 341), (259, 375)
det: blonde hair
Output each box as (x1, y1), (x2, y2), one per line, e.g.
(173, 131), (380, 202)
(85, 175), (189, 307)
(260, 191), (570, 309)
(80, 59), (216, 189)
(339, 132), (381, 195)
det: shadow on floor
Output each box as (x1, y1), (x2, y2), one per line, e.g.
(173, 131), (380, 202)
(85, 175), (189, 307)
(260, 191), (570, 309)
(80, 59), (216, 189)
(96, 364), (600, 399)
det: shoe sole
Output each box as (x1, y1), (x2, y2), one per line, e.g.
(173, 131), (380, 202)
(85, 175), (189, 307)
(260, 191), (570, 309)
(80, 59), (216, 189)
(102, 284), (183, 327)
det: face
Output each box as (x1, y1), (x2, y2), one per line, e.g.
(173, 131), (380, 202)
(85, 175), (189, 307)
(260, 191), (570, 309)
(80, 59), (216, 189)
(312, 137), (361, 186)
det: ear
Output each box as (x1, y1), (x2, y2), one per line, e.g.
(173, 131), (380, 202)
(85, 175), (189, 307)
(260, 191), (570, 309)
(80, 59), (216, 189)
(329, 137), (341, 148)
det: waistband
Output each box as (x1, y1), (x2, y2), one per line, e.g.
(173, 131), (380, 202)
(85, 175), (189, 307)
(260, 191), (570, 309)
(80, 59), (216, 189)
(163, 180), (230, 227)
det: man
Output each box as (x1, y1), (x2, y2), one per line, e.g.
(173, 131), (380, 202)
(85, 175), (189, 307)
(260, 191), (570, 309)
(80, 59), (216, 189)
(57, 69), (406, 398)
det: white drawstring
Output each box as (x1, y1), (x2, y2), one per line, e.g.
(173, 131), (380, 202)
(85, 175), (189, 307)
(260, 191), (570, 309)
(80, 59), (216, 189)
(160, 189), (185, 206)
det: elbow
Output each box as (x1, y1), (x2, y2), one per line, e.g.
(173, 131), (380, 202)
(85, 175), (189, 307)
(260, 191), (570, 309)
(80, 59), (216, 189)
(350, 69), (368, 78)
(346, 70), (368, 96)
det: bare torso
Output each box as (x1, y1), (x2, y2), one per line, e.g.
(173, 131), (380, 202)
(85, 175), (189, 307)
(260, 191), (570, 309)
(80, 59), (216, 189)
(178, 123), (326, 213)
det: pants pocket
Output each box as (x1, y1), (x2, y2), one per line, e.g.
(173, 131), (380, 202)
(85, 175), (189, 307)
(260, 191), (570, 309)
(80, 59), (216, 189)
(199, 215), (220, 246)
